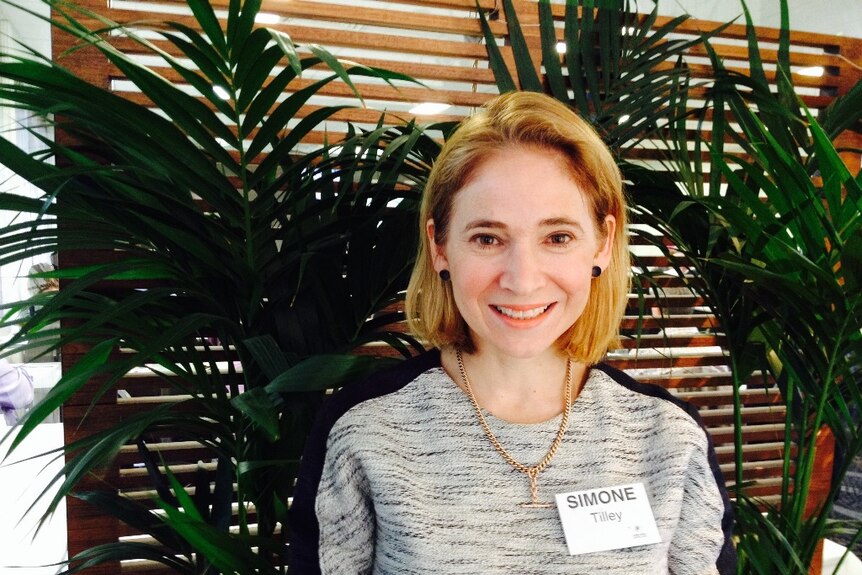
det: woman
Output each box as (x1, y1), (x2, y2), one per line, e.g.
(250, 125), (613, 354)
(289, 92), (736, 574)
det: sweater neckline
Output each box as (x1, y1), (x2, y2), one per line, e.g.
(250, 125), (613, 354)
(431, 365), (599, 429)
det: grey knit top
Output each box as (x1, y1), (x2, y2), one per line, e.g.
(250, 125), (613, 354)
(289, 350), (736, 574)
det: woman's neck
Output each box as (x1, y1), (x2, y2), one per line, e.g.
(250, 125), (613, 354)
(441, 347), (588, 424)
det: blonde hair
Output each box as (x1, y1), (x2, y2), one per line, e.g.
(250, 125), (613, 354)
(405, 92), (629, 364)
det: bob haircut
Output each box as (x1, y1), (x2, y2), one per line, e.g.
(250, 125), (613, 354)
(405, 91), (630, 365)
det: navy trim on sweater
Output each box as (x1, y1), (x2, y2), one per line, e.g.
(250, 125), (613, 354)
(593, 362), (737, 573)
(288, 349), (442, 574)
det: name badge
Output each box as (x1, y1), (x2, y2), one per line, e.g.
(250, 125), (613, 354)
(554, 482), (661, 555)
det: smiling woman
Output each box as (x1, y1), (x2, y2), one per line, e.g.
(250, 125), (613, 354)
(425, 145), (614, 366)
(288, 92), (737, 574)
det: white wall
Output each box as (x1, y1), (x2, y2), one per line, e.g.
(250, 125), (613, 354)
(0, 2), (50, 59)
(655, 0), (861, 38)
(0, 362), (65, 575)
(0, 5), (54, 358)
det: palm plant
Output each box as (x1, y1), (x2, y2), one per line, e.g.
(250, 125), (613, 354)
(639, 2), (862, 571)
(478, 0), (726, 155)
(657, 92), (862, 572)
(479, 0), (862, 572)
(0, 0), (427, 571)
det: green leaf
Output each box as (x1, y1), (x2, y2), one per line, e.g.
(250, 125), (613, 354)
(252, 103), (352, 180)
(234, 29), (281, 112)
(740, 0), (767, 89)
(538, 0), (567, 101)
(806, 106), (854, 223)
(165, 22), (231, 77)
(564, 0), (590, 114)
(500, 0), (542, 92)
(268, 28), (303, 78)
(821, 77), (862, 138)
(75, 491), (191, 553)
(185, 0), (227, 58)
(156, 469), (276, 574)
(227, 0), (261, 64)
(308, 45), (364, 104)
(477, 0), (514, 93)
(844, 228), (862, 293)
(345, 64), (424, 90)
(163, 465), (206, 522)
(161, 31), (229, 94)
(580, 0), (601, 116)
(64, 541), (194, 574)
(245, 74), (337, 160)
(265, 354), (400, 393)
(106, 53), (239, 158)
(231, 387), (281, 441)
(38, 260), (175, 281)
(243, 335), (292, 380)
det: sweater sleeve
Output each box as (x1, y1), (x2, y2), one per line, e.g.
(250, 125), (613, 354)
(288, 419), (376, 575)
(288, 352), (440, 574)
(315, 430), (376, 574)
(667, 428), (737, 575)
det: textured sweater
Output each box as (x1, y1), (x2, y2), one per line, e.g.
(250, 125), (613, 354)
(289, 350), (736, 574)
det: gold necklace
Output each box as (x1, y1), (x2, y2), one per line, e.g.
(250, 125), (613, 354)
(455, 350), (573, 508)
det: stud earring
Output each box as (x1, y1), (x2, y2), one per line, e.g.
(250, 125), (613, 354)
(439, 269), (451, 281)
(591, 266), (602, 278)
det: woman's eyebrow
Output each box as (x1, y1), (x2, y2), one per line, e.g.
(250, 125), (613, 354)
(464, 218), (585, 231)
(464, 219), (506, 231)
(540, 217), (585, 232)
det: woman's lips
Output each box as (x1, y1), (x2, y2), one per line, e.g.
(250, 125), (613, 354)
(492, 303), (553, 320)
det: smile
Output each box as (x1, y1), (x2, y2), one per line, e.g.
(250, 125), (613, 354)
(493, 304), (552, 320)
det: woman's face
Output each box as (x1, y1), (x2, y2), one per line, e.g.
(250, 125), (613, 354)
(428, 146), (615, 361)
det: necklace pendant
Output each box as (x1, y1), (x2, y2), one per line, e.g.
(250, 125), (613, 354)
(519, 501), (555, 509)
(455, 351), (573, 514)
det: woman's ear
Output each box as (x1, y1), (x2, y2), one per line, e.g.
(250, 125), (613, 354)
(594, 215), (616, 269)
(427, 219), (449, 273)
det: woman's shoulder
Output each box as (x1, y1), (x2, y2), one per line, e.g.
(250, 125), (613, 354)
(313, 349), (444, 435)
(588, 362), (708, 437)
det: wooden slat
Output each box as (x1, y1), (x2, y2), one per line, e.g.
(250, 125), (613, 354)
(619, 314), (719, 330)
(606, 354), (728, 370)
(616, 333), (726, 348)
(676, 387), (783, 408)
(125, 0), (508, 37)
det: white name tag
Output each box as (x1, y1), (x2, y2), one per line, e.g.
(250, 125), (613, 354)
(554, 482), (661, 555)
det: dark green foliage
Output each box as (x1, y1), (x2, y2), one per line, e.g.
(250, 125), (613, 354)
(0, 0), (429, 571)
(479, 0), (862, 572)
(478, 0), (728, 154)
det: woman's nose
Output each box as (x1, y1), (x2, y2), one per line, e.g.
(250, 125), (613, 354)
(498, 243), (545, 294)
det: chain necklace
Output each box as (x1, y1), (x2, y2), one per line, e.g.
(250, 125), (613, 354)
(455, 350), (573, 508)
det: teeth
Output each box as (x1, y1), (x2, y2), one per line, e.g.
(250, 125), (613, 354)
(495, 305), (550, 320)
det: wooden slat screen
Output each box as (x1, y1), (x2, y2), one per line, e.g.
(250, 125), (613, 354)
(51, 1), (862, 572)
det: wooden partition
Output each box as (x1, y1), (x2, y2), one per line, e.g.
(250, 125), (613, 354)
(50, 1), (862, 572)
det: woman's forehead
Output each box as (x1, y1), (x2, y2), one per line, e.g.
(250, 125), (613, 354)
(448, 147), (593, 226)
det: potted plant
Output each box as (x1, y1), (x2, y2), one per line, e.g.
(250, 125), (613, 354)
(0, 0), (426, 571)
(477, 0), (862, 572)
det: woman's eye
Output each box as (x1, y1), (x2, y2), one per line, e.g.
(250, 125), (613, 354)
(473, 234), (498, 247)
(549, 233), (573, 245)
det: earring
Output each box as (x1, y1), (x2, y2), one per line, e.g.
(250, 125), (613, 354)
(439, 269), (451, 281)
(591, 265), (602, 278)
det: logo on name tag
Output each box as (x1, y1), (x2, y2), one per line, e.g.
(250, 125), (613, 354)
(554, 482), (661, 555)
